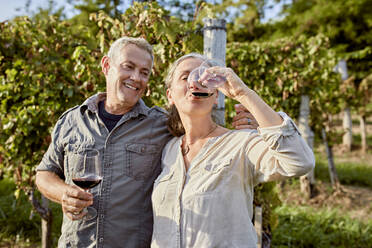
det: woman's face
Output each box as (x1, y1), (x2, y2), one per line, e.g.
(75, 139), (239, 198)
(167, 57), (217, 116)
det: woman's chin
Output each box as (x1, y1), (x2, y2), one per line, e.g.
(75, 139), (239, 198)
(179, 104), (213, 117)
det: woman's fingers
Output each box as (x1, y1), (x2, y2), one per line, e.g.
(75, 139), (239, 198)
(205, 67), (248, 100)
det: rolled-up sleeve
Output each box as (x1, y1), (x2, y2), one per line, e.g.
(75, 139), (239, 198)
(36, 118), (65, 180)
(248, 112), (315, 184)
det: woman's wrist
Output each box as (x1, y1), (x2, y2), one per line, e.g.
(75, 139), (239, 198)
(234, 87), (254, 103)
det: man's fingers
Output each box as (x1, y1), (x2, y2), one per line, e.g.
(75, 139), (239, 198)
(65, 210), (87, 221)
(232, 124), (258, 130)
(62, 195), (90, 221)
(63, 204), (86, 214)
(232, 111), (255, 123)
(66, 186), (93, 201)
(234, 104), (248, 113)
(61, 186), (93, 215)
(232, 112), (259, 129)
(62, 193), (93, 208)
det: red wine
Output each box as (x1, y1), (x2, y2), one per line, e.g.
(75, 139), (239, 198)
(72, 175), (102, 189)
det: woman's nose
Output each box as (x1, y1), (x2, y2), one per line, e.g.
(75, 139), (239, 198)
(188, 78), (201, 90)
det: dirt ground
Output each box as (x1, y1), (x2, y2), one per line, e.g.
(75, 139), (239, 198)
(280, 143), (372, 224)
(280, 181), (372, 223)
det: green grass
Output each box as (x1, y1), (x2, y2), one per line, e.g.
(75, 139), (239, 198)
(314, 152), (372, 188)
(272, 204), (372, 248)
(0, 178), (40, 243)
(0, 177), (62, 246)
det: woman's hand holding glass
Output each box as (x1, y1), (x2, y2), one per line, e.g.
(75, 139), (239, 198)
(187, 59), (228, 96)
(187, 58), (249, 100)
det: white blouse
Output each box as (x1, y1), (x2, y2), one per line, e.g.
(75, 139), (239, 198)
(151, 112), (315, 248)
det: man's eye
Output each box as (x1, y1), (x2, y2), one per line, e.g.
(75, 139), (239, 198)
(122, 64), (133, 69)
(181, 75), (188, 81)
(142, 71), (149, 77)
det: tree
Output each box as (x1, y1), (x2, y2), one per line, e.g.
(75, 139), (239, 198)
(256, 0), (372, 192)
(270, 0), (372, 101)
(153, 0), (280, 42)
(70, 0), (125, 18)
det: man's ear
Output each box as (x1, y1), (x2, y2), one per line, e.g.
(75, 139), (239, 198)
(166, 88), (174, 105)
(101, 56), (110, 76)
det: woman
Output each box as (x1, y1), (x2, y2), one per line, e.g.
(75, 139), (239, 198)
(151, 53), (315, 248)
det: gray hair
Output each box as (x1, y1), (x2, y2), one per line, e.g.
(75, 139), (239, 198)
(107, 36), (154, 66)
(165, 52), (208, 89)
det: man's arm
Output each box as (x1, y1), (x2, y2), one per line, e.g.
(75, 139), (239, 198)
(36, 171), (93, 220)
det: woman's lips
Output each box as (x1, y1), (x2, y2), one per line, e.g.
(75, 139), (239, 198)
(191, 92), (214, 98)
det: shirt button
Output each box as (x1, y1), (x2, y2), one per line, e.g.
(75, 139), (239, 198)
(101, 214), (104, 218)
(99, 238), (104, 242)
(102, 188), (105, 192)
(141, 147), (145, 152)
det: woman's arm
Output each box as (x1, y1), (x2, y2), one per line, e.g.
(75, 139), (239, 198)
(206, 66), (314, 181)
(242, 113), (315, 184)
(207, 67), (282, 128)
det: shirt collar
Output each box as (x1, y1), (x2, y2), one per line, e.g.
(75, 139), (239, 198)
(80, 92), (149, 117)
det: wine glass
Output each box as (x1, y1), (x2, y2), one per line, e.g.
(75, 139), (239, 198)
(187, 58), (227, 96)
(71, 148), (102, 220)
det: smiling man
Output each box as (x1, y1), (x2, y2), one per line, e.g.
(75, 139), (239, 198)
(35, 37), (173, 248)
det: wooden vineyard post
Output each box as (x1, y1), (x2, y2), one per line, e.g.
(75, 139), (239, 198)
(203, 18), (226, 126)
(298, 95), (316, 198)
(254, 206), (263, 248)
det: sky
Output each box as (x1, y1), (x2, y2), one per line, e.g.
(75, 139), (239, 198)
(0, 0), (78, 21)
(0, 0), (284, 22)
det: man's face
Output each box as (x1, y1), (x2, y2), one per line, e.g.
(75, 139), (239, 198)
(105, 44), (152, 109)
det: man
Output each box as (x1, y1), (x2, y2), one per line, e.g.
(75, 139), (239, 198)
(36, 37), (173, 248)
(36, 37), (256, 248)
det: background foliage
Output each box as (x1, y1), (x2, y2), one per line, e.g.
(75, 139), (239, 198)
(0, 0), (371, 246)
(225, 34), (340, 134)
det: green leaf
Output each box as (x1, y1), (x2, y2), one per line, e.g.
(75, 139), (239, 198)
(5, 69), (18, 82)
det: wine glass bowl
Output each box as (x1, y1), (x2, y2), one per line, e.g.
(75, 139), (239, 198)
(72, 175), (102, 190)
(187, 58), (226, 94)
(71, 148), (102, 220)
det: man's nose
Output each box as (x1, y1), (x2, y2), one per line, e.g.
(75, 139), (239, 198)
(130, 69), (141, 82)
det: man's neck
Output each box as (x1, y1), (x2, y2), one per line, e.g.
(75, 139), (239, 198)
(104, 99), (134, 115)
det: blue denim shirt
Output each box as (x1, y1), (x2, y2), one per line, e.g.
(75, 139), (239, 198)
(37, 93), (173, 248)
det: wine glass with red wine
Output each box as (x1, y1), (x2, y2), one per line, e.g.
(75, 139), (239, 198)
(72, 149), (102, 220)
(187, 58), (226, 97)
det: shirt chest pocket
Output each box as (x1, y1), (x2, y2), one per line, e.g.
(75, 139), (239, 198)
(194, 158), (233, 194)
(124, 143), (161, 181)
(152, 169), (177, 221)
